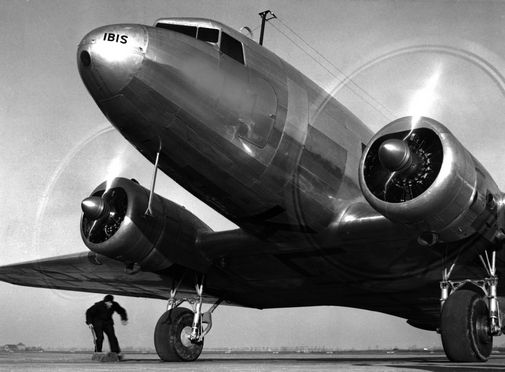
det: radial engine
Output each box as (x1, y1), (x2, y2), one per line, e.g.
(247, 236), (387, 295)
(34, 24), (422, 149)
(359, 116), (504, 245)
(80, 177), (212, 271)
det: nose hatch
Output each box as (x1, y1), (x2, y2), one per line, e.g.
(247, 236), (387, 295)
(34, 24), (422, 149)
(77, 24), (147, 100)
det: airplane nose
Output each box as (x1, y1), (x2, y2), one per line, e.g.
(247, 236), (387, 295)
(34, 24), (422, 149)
(77, 24), (147, 100)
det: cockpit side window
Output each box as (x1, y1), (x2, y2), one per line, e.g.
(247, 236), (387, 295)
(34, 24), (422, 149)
(156, 23), (197, 38)
(197, 27), (219, 43)
(220, 32), (244, 64)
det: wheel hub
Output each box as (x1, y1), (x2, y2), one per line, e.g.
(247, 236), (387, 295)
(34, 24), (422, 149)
(180, 326), (193, 347)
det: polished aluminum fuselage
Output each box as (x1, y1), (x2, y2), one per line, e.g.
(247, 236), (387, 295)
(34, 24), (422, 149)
(80, 22), (371, 239)
(76, 20), (500, 326)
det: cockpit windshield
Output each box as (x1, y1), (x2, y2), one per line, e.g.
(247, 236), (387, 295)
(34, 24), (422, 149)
(155, 22), (219, 43)
(197, 27), (219, 43)
(156, 23), (197, 38)
(155, 20), (245, 65)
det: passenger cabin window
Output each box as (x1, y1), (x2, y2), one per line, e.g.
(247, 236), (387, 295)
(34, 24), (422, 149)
(197, 27), (219, 43)
(220, 32), (244, 64)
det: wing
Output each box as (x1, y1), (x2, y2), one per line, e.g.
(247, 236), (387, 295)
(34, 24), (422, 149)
(0, 251), (217, 302)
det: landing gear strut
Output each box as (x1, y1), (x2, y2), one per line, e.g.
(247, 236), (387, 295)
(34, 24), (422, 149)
(439, 250), (501, 362)
(154, 276), (222, 362)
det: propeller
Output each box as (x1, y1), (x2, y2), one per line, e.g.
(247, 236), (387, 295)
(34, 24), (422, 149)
(31, 127), (140, 301)
(363, 128), (443, 203)
(81, 188), (128, 244)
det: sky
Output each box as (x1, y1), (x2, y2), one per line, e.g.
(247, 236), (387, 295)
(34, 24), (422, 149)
(2, 0), (505, 351)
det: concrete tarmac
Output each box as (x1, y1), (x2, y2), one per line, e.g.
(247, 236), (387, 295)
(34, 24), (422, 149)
(1, 351), (505, 371)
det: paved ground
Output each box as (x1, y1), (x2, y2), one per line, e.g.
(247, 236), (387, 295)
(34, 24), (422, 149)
(1, 351), (505, 371)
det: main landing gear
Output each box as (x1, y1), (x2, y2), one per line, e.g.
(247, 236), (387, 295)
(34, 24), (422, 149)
(154, 277), (222, 361)
(439, 250), (502, 362)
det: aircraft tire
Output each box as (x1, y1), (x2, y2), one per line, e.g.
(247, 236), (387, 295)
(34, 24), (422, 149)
(440, 289), (492, 362)
(154, 307), (203, 362)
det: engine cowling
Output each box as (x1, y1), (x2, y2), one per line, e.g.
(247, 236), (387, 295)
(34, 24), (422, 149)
(80, 177), (212, 271)
(359, 116), (502, 244)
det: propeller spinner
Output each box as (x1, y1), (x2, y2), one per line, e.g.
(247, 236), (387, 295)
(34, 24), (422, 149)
(81, 196), (110, 220)
(378, 138), (420, 173)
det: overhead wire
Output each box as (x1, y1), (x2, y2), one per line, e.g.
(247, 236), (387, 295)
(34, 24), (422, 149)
(269, 16), (397, 121)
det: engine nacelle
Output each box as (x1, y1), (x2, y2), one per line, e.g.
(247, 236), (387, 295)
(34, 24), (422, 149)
(359, 116), (502, 244)
(80, 177), (212, 271)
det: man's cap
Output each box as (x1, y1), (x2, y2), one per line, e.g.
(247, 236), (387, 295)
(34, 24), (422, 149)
(104, 294), (114, 302)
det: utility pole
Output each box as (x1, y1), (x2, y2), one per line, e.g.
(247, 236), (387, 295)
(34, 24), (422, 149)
(258, 10), (277, 46)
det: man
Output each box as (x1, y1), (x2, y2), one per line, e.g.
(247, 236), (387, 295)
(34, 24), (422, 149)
(85, 294), (128, 354)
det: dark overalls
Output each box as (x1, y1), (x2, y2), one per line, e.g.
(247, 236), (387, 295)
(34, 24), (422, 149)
(85, 300), (127, 352)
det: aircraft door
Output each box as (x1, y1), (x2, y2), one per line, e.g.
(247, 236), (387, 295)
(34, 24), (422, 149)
(217, 33), (277, 151)
(216, 33), (250, 131)
(238, 76), (277, 149)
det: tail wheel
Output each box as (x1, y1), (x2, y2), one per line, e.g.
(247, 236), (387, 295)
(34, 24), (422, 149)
(440, 289), (493, 362)
(154, 307), (203, 362)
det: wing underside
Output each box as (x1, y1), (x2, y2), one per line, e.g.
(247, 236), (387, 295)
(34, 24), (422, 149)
(0, 252), (217, 302)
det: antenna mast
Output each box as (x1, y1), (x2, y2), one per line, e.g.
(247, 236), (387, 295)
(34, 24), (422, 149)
(258, 10), (276, 46)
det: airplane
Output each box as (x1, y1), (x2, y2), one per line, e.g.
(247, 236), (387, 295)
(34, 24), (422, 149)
(0, 15), (504, 363)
